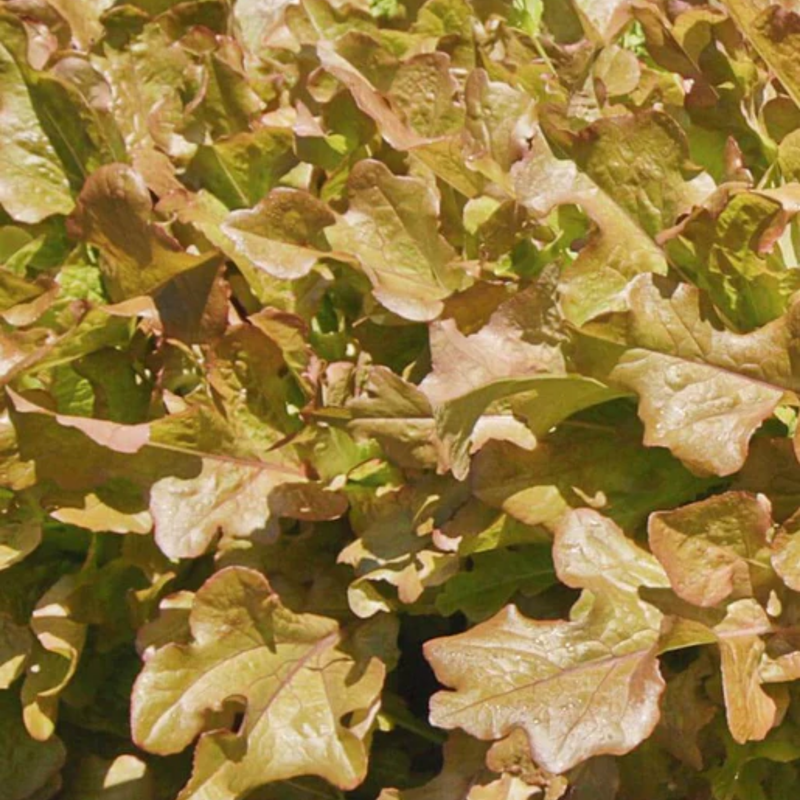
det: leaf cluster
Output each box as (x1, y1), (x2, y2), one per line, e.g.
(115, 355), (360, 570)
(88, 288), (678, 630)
(5, 0), (800, 798)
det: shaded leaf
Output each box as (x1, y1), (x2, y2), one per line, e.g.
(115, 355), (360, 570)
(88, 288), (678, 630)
(0, 511), (41, 570)
(733, 436), (800, 523)
(61, 755), (153, 800)
(0, 689), (66, 800)
(0, 613), (32, 688)
(184, 129), (297, 210)
(345, 366), (439, 470)
(436, 545), (555, 622)
(511, 119), (677, 324)
(72, 164), (220, 301)
(471, 409), (713, 532)
(662, 188), (800, 329)
(652, 651), (717, 769)
(21, 573), (87, 740)
(340, 476), (466, 617)
(377, 732), (493, 800)
(648, 492), (774, 607)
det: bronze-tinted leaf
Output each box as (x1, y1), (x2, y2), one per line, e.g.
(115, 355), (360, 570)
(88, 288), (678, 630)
(72, 164), (219, 301)
(327, 160), (466, 321)
(649, 492), (774, 607)
(425, 510), (669, 773)
(132, 567), (388, 797)
(575, 274), (800, 475)
(715, 599), (778, 743)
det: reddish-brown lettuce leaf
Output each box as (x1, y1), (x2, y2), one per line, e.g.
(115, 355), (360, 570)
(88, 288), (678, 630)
(648, 492), (774, 608)
(425, 510), (669, 773)
(3, 0), (800, 795)
(72, 164), (220, 301)
(575, 274), (800, 475)
(132, 567), (389, 798)
(326, 159), (467, 321)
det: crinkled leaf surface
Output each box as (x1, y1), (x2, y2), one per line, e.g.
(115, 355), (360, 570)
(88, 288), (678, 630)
(185, 128), (297, 210)
(714, 598), (779, 744)
(221, 189), (335, 281)
(8, 390), (345, 560)
(772, 508), (800, 591)
(150, 456), (347, 559)
(0, 26), (74, 223)
(722, 1), (800, 107)
(326, 159), (465, 321)
(425, 510), (670, 773)
(663, 189), (800, 329)
(648, 492), (774, 607)
(344, 366), (439, 470)
(511, 115), (688, 324)
(4, 0), (800, 796)
(575, 274), (800, 475)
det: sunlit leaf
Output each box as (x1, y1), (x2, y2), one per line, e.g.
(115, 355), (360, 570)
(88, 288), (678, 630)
(132, 567), (388, 797)
(425, 510), (669, 773)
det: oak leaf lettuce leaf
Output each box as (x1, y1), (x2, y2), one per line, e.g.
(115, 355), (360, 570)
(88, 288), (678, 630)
(8, 390), (345, 559)
(648, 492), (775, 608)
(132, 566), (389, 798)
(425, 509), (670, 773)
(574, 273), (800, 476)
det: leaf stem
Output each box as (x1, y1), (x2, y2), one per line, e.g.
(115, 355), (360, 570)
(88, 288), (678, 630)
(382, 711), (447, 745)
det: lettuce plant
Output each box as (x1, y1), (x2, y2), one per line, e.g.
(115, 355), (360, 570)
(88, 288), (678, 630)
(4, 0), (800, 798)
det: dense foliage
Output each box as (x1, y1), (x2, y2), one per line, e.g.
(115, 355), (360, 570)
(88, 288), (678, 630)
(7, 0), (800, 797)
